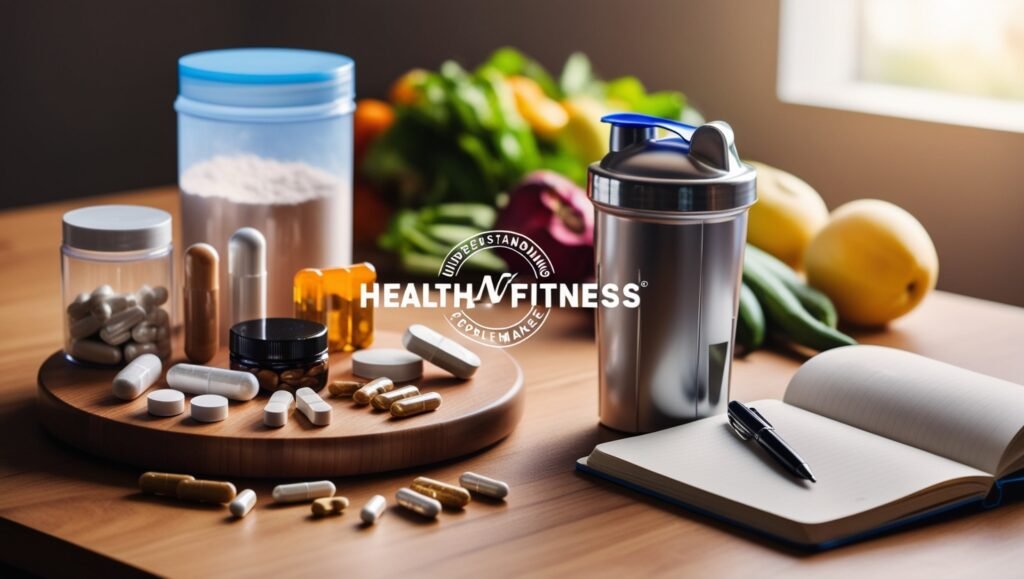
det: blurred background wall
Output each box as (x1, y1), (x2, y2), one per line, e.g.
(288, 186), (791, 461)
(1, 0), (1021, 305)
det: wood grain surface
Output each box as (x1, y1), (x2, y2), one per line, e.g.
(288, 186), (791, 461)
(2, 188), (1024, 578)
(37, 331), (523, 478)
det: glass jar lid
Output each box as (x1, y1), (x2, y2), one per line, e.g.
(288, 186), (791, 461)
(62, 205), (172, 252)
(230, 318), (328, 362)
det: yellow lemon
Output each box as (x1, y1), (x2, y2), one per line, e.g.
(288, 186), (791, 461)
(746, 161), (829, 269)
(805, 199), (938, 327)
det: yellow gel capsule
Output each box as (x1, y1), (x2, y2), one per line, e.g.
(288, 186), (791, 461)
(293, 268), (326, 327)
(139, 472), (194, 496)
(390, 392), (442, 418)
(353, 377), (394, 405)
(411, 476), (472, 509)
(347, 263), (376, 350)
(327, 380), (364, 398)
(370, 385), (420, 411)
(311, 496), (349, 517)
(176, 479), (237, 504)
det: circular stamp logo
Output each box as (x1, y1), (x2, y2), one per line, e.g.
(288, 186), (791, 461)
(438, 230), (553, 348)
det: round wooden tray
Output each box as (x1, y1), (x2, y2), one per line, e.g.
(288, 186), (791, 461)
(37, 331), (524, 478)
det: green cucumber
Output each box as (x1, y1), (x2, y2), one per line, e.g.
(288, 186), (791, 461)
(742, 253), (856, 352)
(745, 244), (838, 328)
(736, 283), (766, 354)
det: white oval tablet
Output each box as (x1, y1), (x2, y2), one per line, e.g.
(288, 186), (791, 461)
(191, 394), (229, 423)
(352, 348), (423, 382)
(147, 389), (185, 417)
(295, 387), (332, 427)
(402, 324), (480, 379)
(263, 390), (294, 428)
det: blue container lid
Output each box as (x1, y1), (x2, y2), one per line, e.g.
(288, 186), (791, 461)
(176, 48), (355, 122)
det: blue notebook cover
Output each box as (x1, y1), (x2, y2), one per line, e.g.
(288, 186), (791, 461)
(576, 458), (1024, 551)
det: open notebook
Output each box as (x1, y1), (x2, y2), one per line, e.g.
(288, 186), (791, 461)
(577, 345), (1024, 549)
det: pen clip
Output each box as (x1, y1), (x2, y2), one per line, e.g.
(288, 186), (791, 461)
(749, 407), (773, 428)
(728, 414), (753, 441)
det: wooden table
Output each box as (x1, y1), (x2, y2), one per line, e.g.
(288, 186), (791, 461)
(2, 188), (1023, 578)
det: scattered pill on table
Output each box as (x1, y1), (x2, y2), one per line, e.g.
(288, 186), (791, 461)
(327, 380), (363, 397)
(167, 364), (259, 401)
(311, 496), (349, 517)
(353, 377), (394, 405)
(147, 389), (185, 417)
(390, 392), (442, 418)
(263, 390), (294, 428)
(403, 324), (481, 379)
(112, 353), (162, 401)
(411, 476), (471, 509)
(361, 494), (387, 524)
(295, 387), (332, 426)
(229, 489), (257, 518)
(190, 394), (229, 423)
(352, 348), (423, 382)
(459, 472), (510, 500)
(370, 385), (420, 411)
(177, 479), (237, 504)
(272, 481), (336, 504)
(396, 487), (441, 519)
(139, 472), (194, 496)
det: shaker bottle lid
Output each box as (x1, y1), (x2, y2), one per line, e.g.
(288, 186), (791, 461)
(588, 113), (757, 213)
(62, 205), (172, 252)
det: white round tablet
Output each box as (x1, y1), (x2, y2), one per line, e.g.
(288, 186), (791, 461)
(352, 348), (423, 382)
(191, 394), (229, 423)
(403, 324), (481, 379)
(147, 389), (185, 417)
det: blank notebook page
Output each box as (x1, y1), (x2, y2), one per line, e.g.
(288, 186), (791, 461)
(590, 400), (988, 525)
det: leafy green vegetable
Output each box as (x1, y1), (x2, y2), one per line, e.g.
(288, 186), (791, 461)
(606, 76), (686, 119)
(479, 47), (562, 100)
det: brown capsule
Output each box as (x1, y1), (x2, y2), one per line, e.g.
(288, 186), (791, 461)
(305, 362), (326, 377)
(281, 369), (305, 384)
(297, 376), (320, 389)
(411, 476), (471, 509)
(370, 385), (420, 411)
(176, 479), (237, 504)
(184, 243), (220, 364)
(327, 380), (363, 397)
(139, 472), (194, 496)
(353, 377), (394, 405)
(390, 392), (442, 418)
(256, 369), (280, 390)
(311, 496), (349, 517)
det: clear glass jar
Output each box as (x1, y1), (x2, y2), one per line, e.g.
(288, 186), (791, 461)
(62, 205), (174, 366)
(175, 48), (355, 337)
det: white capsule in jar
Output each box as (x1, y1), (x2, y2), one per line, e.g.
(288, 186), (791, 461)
(166, 363), (259, 401)
(103, 305), (147, 337)
(131, 322), (166, 344)
(69, 314), (104, 340)
(112, 353), (162, 400)
(68, 339), (122, 365)
(67, 292), (92, 320)
(99, 326), (132, 346)
(124, 341), (160, 362)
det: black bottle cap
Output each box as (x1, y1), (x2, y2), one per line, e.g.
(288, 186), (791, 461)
(229, 318), (328, 362)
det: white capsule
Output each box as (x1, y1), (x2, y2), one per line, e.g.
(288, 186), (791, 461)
(167, 364), (259, 401)
(131, 322), (167, 344)
(295, 387), (331, 426)
(360, 494), (387, 524)
(272, 480), (335, 503)
(263, 390), (294, 428)
(112, 353), (162, 400)
(229, 489), (257, 518)
(135, 284), (156, 312)
(69, 313), (104, 339)
(67, 292), (92, 320)
(190, 394), (229, 423)
(396, 488), (441, 519)
(229, 227), (267, 327)
(99, 326), (132, 346)
(403, 324), (481, 379)
(103, 305), (147, 336)
(87, 285), (113, 310)
(125, 341), (160, 362)
(68, 339), (122, 365)
(147, 307), (170, 326)
(459, 472), (510, 500)
(91, 301), (113, 322)
(152, 286), (169, 306)
(147, 389), (185, 416)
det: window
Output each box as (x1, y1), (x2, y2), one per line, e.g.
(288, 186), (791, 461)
(778, 0), (1024, 133)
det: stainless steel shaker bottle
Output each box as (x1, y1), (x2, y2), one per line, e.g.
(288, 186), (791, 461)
(588, 113), (757, 433)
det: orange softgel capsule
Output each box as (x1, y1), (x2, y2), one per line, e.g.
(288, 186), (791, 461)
(294, 263), (376, 352)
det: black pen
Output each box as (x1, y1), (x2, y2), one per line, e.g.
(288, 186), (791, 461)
(727, 401), (816, 483)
